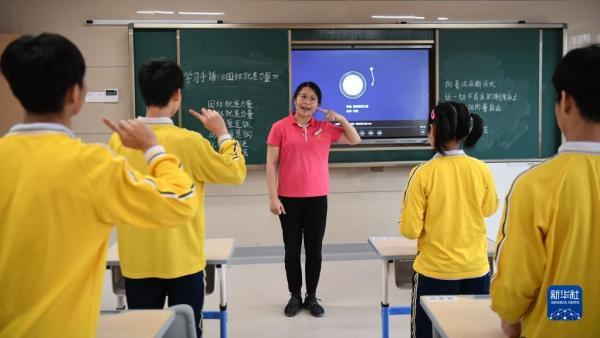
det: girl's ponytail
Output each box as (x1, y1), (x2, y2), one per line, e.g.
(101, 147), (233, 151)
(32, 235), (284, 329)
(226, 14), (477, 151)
(463, 113), (484, 148)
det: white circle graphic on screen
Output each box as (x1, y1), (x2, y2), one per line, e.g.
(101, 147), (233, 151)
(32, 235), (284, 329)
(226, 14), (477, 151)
(339, 71), (367, 99)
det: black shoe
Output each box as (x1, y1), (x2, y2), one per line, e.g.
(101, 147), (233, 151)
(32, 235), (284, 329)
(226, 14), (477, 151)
(284, 294), (303, 317)
(304, 294), (324, 317)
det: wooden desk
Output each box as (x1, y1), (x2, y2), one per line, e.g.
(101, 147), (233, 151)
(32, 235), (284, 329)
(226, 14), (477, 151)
(106, 238), (235, 338)
(98, 310), (174, 338)
(368, 236), (496, 260)
(106, 238), (236, 266)
(367, 236), (497, 338)
(420, 295), (504, 338)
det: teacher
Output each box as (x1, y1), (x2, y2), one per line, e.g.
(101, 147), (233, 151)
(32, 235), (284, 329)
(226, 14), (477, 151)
(266, 81), (361, 317)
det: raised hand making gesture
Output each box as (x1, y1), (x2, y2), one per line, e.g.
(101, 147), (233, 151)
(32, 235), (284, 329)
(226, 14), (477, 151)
(189, 108), (229, 138)
(318, 107), (361, 144)
(103, 118), (158, 151)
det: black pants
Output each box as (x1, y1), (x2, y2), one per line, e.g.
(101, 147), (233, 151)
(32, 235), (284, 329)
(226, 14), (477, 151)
(124, 270), (205, 338)
(278, 196), (328, 296)
(410, 271), (490, 338)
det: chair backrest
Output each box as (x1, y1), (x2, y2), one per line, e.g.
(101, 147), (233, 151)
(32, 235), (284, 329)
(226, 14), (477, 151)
(393, 257), (495, 288)
(163, 304), (197, 338)
(111, 263), (215, 296)
(205, 264), (216, 295)
(394, 258), (415, 288)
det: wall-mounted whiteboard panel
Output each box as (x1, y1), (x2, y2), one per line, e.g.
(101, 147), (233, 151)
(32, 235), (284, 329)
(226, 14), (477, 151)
(485, 162), (538, 241)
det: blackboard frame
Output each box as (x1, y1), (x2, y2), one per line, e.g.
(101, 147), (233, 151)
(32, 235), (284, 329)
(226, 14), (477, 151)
(128, 23), (566, 167)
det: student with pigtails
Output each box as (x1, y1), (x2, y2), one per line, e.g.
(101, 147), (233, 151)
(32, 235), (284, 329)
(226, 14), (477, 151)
(398, 101), (499, 338)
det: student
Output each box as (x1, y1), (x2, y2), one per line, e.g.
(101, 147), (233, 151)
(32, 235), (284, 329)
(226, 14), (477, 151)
(399, 101), (498, 338)
(0, 33), (198, 337)
(108, 58), (245, 337)
(490, 45), (600, 338)
(266, 81), (361, 317)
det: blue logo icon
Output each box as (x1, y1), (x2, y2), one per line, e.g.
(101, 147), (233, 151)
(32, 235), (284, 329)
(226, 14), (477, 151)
(547, 285), (582, 320)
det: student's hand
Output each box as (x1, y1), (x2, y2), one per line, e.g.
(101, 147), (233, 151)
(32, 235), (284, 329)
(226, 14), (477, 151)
(500, 319), (521, 338)
(269, 197), (286, 216)
(103, 118), (158, 151)
(189, 108), (228, 138)
(319, 107), (346, 123)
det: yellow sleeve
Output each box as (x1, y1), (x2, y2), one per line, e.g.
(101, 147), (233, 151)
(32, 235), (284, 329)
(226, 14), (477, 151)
(399, 165), (427, 240)
(80, 144), (198, 228)
(107, 132), (120, 152)
(490, 177), (546, 322)
(188, 135), (246, 185)
(481, 166), (499, 217)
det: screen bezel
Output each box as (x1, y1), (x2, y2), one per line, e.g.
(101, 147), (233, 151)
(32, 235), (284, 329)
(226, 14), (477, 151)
(291, 43), (435, 148)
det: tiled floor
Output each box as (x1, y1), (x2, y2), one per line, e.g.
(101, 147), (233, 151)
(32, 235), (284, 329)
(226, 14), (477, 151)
(101, 259), (412, 337)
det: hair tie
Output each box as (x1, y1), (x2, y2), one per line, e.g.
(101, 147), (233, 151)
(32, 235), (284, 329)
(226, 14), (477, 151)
(430, 109), (436, 120)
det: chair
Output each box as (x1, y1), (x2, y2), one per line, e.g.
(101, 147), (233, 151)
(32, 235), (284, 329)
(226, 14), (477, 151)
(394, 257), (496, 288)
(163, 304), (197, 338)
(204, 264), (215, 294)
(394, 258), (415, 288)
(110, 266), (127, 310)
(109, 264), (216, 309)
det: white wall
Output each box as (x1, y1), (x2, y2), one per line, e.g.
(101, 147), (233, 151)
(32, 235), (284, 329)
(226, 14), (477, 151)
(204, 165), (413, 245)
(1, 0), (599, 246)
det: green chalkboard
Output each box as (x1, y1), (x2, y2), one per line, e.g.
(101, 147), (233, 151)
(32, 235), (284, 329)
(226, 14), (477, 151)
(133, 29), (177, 121)
(179, 29), (289, 165)
(541, 29), (563, 158)
(439, 29), (560, 160)
(132, 27), (562, 164)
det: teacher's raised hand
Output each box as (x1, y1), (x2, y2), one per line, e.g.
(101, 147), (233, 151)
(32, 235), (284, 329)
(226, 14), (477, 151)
(318, 107), (361, 145)
(318, 107), (346, 123)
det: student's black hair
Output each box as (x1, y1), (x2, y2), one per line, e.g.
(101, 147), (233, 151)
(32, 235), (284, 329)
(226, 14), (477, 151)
(0, 33), (85, 114)
(427, 101), (484, 155)
(138, 58), (184, 108)
(292, 81), (322, 105)
(552, 44), (600, 123)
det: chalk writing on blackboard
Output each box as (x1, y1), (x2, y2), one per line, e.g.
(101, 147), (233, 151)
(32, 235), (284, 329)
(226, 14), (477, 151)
(443, 79), (520, 114)
(205, 99), (255, 156)
(184, 70), (280, 85)
(445, 79), (497, 90)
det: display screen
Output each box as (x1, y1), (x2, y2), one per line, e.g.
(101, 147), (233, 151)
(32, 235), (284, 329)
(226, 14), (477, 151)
(291, 48), (432, 145)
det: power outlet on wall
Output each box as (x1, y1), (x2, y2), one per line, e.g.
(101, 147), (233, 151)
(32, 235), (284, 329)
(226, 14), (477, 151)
(85, 88), (119, 103)
(104, 88), (118, 103)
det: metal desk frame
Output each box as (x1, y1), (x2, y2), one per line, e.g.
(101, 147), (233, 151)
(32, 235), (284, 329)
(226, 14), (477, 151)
(368, 236), (496, 338)
(368, 237), (413, 338)
(106, 238), (235, 338)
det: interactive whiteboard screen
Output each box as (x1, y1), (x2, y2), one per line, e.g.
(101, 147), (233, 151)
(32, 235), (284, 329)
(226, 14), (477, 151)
(291, 48), (431, 145)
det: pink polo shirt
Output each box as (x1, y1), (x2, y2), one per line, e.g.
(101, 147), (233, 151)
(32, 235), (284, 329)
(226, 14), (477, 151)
(267, 114), (343, 197)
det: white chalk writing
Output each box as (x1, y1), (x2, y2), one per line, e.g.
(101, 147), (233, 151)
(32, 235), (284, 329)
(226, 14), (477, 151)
(443, 79), (519, 114)
(205, 99), (255, 156)
(184, 70), (280, 85)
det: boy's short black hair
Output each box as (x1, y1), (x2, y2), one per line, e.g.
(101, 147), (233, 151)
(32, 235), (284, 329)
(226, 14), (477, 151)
(1, 33), (85, 114)
(138, 58), (183, 108)
(552, 44), (600, 123)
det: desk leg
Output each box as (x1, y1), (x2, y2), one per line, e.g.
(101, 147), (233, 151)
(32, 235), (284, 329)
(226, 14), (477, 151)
(381, 303), (390, 338)
(381, 260), (390, 338)
(382, 260), (389, 305)
(218, 264), (228, 338)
